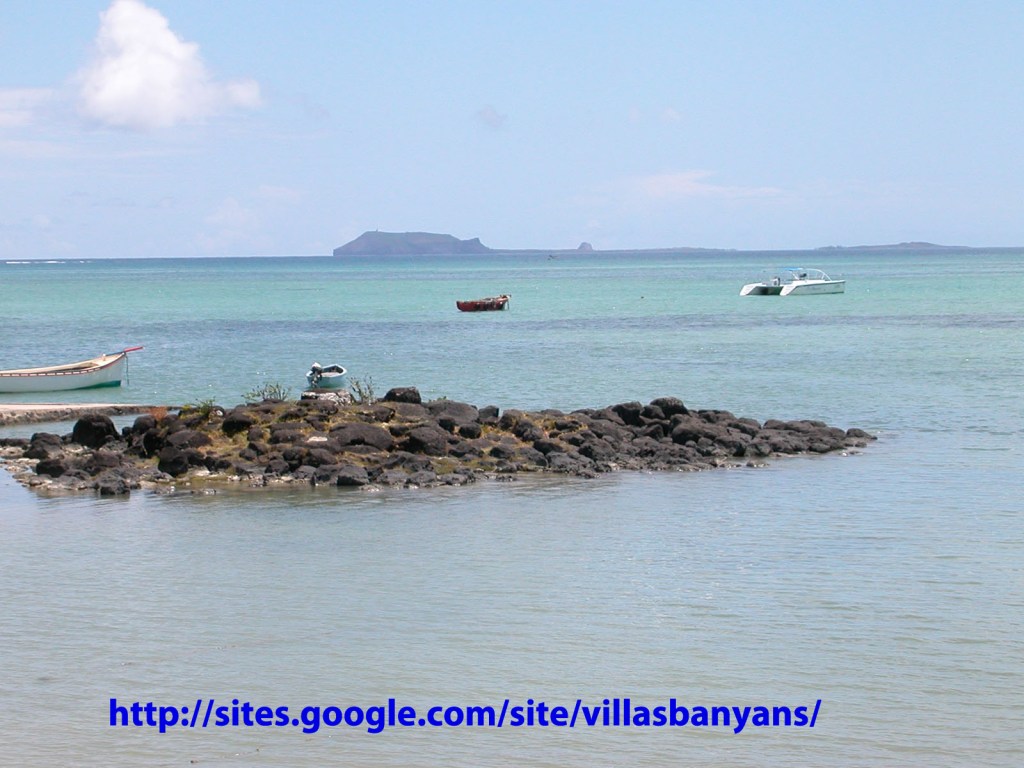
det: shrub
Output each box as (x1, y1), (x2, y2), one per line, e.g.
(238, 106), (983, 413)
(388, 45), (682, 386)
(348, 376), (377, 404)
(242, 382), (292, 403)
(180, 398), (223, 420)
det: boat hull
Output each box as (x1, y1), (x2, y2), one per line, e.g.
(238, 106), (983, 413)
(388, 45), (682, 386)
(306, 371), (347, 390)
(306, 365), (348, 390)
(780, 280), (845, 295)
(0, 352), (127, 393)
(456, 295), (510, 312)
(740, 283), (784, 296)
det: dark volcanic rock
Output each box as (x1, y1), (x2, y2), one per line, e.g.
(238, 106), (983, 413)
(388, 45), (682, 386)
(335, 464), (370, 486)
(80, 450), (123, 476)
(610, 401), (644, 426)
(426, 399), (479, 427)
(35, 456), (69, 478)
(450, 440), (484, 458)
(132, 414), (157, 433)
(478, 405), (500, 424)
(133, 426), (164, 454)
(166, 429), (213, 449)
(330, 422), (394, 451)
(384, 386), (423, 404)
(405, 469), (439, 487)
(222, 408), (258, 436)
(512, 419), (545, 443)
(264, 458), (290, 476)
(578, 437), (618, 463)
(97, 472), (131, 496)
(650, 396), (689, 417)
(402, 425), (451, 456)
(533, 438), (565, 455)
(157, 447), (190, 477)
(72, 414), (118, 449)
(456, 422), (482, 439)
(25, 432), (64, 459)
(1, 394), (874, 494)
(269, 429), (304, 445)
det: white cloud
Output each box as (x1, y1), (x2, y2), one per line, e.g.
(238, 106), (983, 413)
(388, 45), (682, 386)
(76, 0), (261, 131)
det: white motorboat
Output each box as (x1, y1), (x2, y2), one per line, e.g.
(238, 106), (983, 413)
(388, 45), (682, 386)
(306, 362), (347, 390)
(740, 268), (845, 296)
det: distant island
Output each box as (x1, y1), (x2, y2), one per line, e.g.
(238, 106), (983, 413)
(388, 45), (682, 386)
(815, 241), (965, 251)
(332, 232), (989, 256)
(333, 231), (492, 256)
(334, 231), (602, 256)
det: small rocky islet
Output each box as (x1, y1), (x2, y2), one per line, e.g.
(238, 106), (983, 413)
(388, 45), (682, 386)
(0, 387), (875, 496)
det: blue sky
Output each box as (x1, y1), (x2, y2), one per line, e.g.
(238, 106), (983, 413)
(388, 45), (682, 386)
(2, 1), (1023, 257)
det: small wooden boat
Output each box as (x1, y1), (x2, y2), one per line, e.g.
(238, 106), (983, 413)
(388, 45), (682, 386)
(306, 362), (348, 389)
(456, 294), (510, 312)
(0, 346), (143, 393)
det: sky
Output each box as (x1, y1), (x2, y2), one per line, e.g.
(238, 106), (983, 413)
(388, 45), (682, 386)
(2, 0), (1024, 258)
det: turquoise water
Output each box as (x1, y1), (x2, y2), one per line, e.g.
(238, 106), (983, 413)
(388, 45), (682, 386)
(1, 249), (1022, 766)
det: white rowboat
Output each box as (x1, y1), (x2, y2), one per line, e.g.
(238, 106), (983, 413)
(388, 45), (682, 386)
(0, 347), (142, 393)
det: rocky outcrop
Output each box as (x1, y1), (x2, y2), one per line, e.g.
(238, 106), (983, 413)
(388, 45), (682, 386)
(0, 389), (874, 496)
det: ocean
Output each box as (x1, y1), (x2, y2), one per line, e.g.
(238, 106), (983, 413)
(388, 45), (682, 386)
(1, 248), (1021, 766)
